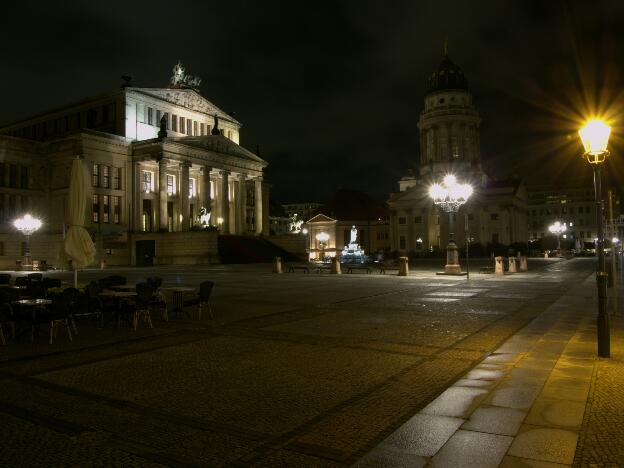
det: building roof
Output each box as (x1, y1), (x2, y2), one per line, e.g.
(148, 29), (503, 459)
(168, 134), (266, 165)
(426, 53), (469, 94)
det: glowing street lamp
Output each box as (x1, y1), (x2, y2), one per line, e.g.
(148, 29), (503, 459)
(13, 214), (42, 267)
(548, 221), (567, 253)
(429, 174), (473, 274)
(579, 118), (611, 357)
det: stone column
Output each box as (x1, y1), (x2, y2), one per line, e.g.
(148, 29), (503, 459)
(133, 162), (142, 231)
(406, 208), (415, 252)
(254, 178), (263, 235)
(200, 166), (212, 224)
(220, 170), (229, 233)
(158, 158), (168, 231)
(238, 173), (247, 234)
(180, 162), (190, 231)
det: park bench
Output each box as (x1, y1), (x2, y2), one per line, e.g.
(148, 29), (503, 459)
(346, 266), (371, 274)
(479, 266), (495, 274)
(288, 265), (310, 273)
(315, 266), (332, 273)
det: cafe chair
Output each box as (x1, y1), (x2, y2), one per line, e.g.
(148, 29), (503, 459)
(47, 294), (73, 345)
(15, 276), (28, 287)
(85, 282), (105, 327)
(0, 274), (11, 285)
(27, 273), (43, 282)
(183, 281), (214, 320)
(132, 282), (154, 331)
(146, 277), (168, 321)
(62, 287), (80, 335)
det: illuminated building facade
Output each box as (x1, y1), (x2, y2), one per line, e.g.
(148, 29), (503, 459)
(388, 48), (528, 253)
(0, 63), (269, 267)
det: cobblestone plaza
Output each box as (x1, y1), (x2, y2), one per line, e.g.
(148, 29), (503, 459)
(0, 258), (621, 466)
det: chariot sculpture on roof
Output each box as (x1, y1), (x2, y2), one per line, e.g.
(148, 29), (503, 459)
(170, 60), (202, 89)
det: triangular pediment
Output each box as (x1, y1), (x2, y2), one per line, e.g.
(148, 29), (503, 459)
(128, 88), (241, 125)
(307, 213), (337, 224)
(170, 135), (267, 165)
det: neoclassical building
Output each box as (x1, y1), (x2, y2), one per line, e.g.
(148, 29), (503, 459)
(388, 49), (528, 253)
(0, 62), (268, 267)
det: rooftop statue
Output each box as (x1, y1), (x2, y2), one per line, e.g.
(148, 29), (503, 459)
(170, 60), (202, 89)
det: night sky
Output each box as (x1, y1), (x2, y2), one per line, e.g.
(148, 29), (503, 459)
(2, 1), (623, 202)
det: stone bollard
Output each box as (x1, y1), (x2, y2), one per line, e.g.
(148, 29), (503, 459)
(495, 256), (504, 276)
(520, 256), (528, 271)
(331, 256), (341, 274)
(508, 256), (517, 273)
(398, 256), (409, 276)
(544, 251), (549, 259)
(273, 256), (282, 274)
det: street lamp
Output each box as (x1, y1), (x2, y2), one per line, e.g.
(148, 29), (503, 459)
(548, 221), (567, 254)
(13, 214), (42, 267)
(578, 118), (611, 357)
(315, 231), (329, 263)
(429, 174), (473, 274)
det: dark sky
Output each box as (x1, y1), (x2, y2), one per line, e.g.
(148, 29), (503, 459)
(2, 1), (624, 202)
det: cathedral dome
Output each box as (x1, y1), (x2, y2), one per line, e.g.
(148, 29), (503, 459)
(426, 54), (469, 94)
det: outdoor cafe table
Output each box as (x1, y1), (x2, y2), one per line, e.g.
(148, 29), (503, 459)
(98, 290), (137, 328)
(11, 298), (53, 342)
(162, 287), (195, 316)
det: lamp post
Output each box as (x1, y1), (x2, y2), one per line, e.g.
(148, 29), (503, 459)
(429, 174), (473, 274)
(579, 118), (611, 358)
(13, 214), (42, 267)
(548, 221), (567, 254)
(302, 227), (310, 261)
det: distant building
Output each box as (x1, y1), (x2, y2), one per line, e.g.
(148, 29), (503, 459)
(268, 199), (290, 236)
(0, 62), (269, 267)
(527, 184), (620, 247)
(388, 47), (528, 253)
(282, 202), (322, 224)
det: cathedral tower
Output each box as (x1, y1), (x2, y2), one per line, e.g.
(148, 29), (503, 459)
(418, 46), (482, 178)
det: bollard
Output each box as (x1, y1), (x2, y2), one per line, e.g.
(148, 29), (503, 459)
(495, 256), (504, 276)
(508, 256), (517, 273)
(273, 256), (282, 274)
(331, 256), (341, 274)
(398, 256), (409, 276)
(520, 256), (528, 271)
(544, 251), (549, 259)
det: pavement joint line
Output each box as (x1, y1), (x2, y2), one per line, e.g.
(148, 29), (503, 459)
(0, 401), (90, 436)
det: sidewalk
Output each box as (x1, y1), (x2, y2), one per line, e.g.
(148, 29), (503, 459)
(354, 272), (624, 467)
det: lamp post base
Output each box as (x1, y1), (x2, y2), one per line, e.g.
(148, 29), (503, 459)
(440, 242), (464, 275)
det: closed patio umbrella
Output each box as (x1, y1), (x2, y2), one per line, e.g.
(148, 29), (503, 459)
(64, 158), (96, 287)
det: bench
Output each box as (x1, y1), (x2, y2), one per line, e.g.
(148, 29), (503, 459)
(315, 266), (331, 273)
(288, 265), (310, 273)
(347, 266), (371, 274)
(378, 266), (399, 274)
(479, 266), (495, 274)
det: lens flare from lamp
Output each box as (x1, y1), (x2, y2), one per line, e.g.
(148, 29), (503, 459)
(429, 183), (446, 201)
(443, 174), (456, 187)
(13, 214), (42, 235)
(579, 119), (611, 155)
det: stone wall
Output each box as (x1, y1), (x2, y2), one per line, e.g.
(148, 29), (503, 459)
(131, 231), (219, 265)
(267, 234), (306, 257)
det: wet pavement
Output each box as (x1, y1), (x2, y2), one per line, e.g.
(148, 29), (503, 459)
(0, 258), (612, 466)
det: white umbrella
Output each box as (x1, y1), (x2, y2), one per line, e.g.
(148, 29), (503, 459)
(64, 158), (96, 287)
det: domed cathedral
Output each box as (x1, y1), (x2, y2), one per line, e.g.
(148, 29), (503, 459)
(387, 44), (528, 254)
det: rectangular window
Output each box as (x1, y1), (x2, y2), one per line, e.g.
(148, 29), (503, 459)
(163, 112), (169, 130)
(193, 121), (198, 136)
(179, 116), (185, 133)
(398, 217), (406, 224)
(156, 109), (161, 126)
(167, 201), (173, 232)
(8, 195), (15, 218)
(200, 123), (205, 135)
(227, 130), (232, 139)
(207, 124), (211, 134)
(101, 165), (109, 188)
(189, 178), (195, 197)
(167, 175), (175, 195)
(171, 114), (178, 132)
(142, 171), (153, 193)
(147, 107), (153, 126)
(186, 119), (192, 136)
(414, 216), (422, 223)
(490, 213), (499, 221)
(20, 166), (28, 189)
(399, 236), (406, 250)
(102, 195), (109, 223)
(112, 196), (120, 224)
(92, 164), (99, 187)
(9, 164), (17, 188)
(112, 167), (120, 189)
(92, 194), (99, 223)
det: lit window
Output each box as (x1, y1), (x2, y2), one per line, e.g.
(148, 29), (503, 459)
(172, 114), (178, 132)
(156, 110), (161, 126)
(398, 217), (406, 224)
(186, 119), (192, 136)
(92, 194), (99, 223)
(167, 175), (175, 195)
(147, 107), (153, 125)
(101, 166), (109, 188)
(200, 123), (205, 135)
(179, 116), (184, 133)
(113, 196), (120, 224)
(193, 121), (198, 136)
(92, 164), (99, 187)
(189, 178), (195, 197)
(142, 171), (153, 193)
(102, 195), (109, 223)
(112, 167), (120, 189)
